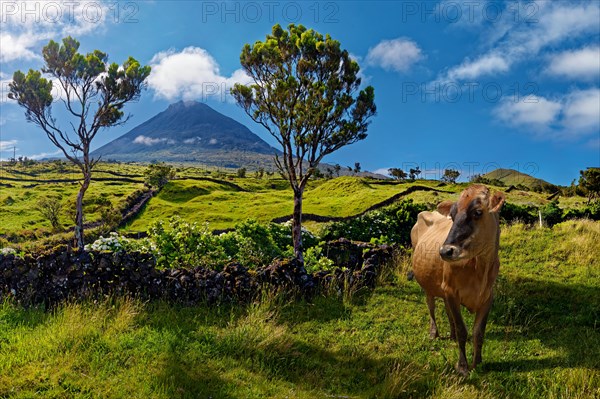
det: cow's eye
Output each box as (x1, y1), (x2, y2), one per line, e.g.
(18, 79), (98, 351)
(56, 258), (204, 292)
(473, 209), (483, 218)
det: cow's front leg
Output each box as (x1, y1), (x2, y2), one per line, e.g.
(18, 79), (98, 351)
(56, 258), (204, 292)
(472, 293), (494, 369)
(445, 294), (469, 376)
(444, 298), (456, 341)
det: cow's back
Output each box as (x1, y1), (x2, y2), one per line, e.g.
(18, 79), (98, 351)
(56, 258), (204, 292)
(411, 211), (452, 298)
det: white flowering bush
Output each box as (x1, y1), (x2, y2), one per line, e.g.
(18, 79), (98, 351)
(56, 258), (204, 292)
(1, 247), (17, 256)
(85, 232), (156, 253)
(85, 232), (128, 252)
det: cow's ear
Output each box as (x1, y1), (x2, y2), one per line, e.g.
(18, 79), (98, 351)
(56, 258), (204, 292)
(437, 200), (454, 216)
(489, 191), (505, 213)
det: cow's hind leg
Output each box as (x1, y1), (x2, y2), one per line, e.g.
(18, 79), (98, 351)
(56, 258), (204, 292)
(446, 294), (469, 376)
(472, 294), (494, 369)
(426, 295), (439, 339)
(444, 298), (456, 341)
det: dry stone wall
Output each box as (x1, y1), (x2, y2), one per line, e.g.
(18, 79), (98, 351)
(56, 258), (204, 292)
(0, 241), (394, 307)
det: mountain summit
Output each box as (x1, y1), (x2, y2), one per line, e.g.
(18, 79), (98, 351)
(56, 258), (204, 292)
(92, 101), (277, 167)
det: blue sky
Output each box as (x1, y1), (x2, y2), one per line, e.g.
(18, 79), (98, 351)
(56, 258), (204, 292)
(0, 0), (599, 185)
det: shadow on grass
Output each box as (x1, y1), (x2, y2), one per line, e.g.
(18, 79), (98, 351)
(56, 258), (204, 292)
(133, 296), (431, 398)
(153, 350), (237, 399)
(0, 302), (50, 330)
(486, 275), (600, 371)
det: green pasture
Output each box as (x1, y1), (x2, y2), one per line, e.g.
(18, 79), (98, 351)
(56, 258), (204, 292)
(1, 220), (598, 398)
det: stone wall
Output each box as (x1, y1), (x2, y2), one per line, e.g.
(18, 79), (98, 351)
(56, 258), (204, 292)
(0, 241), (394, 307)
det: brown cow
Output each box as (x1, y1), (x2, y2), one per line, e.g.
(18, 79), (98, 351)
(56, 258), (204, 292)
(411, 184), (505, 376)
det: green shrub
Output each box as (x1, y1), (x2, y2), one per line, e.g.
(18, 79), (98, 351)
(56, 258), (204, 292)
(221, 219), (283, 268)
(147, 217), (313, 270)
(148, 217), (229, 269)
(540, 200), (562, 227)
(303, 243), (335, 274)
(500, 202), (537, 224)
(563, 200), (600, 221)
(586, 200), (600, 220)
(321, 200), (427, 246)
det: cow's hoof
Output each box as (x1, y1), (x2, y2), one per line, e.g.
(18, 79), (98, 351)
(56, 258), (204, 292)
(429, 330), (439, 339)
(455, 363), (470, 377)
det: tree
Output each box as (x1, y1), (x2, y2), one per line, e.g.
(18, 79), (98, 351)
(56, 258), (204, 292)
(409, 167), (421, 181)
(237, 167), (247, 178)
(231, 24), (376, 260)
(325, 167), (334, 179)
(353, 162), (361, 175)
(144, 162), (176, 189)
(334, 164), (342, 177)
(579, 167), (600, 204)
(37, 197), (63, 231)
(9, 37), (150, 247)
(388, 167), (407, 181)
(441, 169), (460, 184)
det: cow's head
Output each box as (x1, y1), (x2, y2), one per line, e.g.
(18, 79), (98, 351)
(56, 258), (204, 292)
(437, 185), (505, 262)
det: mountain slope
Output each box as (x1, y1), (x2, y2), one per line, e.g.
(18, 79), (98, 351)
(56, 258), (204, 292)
(483, 168), (553, 188)
(91, 101), (278, 167)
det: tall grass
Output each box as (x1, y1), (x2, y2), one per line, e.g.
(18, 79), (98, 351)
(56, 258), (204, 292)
(1, 220), (599, 398)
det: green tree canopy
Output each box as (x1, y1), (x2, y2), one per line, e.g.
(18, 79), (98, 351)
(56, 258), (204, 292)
(144, 162), (176, 189)
(9, 37), (150, 247)
(388, 168), (407, 181)
(442, 169), (460, 184)
(231, 24), (376, 259)
(579, 167), (600, 204)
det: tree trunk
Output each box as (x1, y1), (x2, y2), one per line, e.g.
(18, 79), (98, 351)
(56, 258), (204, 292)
(74, 172), (91, 248)
(292, 187), (304, 262)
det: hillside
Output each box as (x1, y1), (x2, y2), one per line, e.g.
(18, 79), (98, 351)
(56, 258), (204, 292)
(483, 168), (554, 189)
(91, 101), (278, 168)
(1, 162), (592, 239)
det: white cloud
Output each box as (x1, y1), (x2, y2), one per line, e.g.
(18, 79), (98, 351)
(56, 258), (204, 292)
(0, 0), (111, 63)
(0, 33), (40, 62)
(133, 135), (168, 146)
(447, 53), (509, 80)
(0, 139), (18, 151)
(28, 150), (62, 160)
(366, 38), (424, 73)
(209, 138), (218, 145)
(1, 72), (13, 103)
(495, 88), (600, 140)
(184, 137), (202, 144)
(562, 88), (600, 133)
(439, 1), (600, 81)
(546, 46), (600, 80)
(147, 47), (252, 101)
(495, 95), (562, 128)
(372, 168), (392, 177)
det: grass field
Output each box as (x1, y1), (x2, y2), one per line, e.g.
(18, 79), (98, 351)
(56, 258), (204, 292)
(1, 219), (598, 398)
(0, 162), (145, 237)
(1, 161), (590, 240)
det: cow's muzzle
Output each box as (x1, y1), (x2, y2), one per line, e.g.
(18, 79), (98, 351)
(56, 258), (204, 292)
(439, 245), (461, 261)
